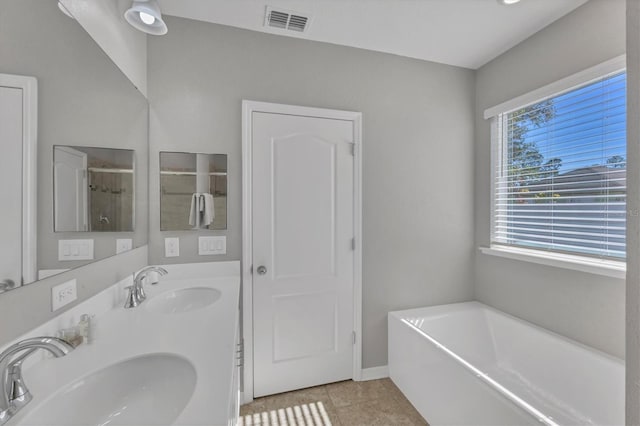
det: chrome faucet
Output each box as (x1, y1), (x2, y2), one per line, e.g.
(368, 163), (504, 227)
(124, 266), (168, 308)
(0, 337), (74, 425)
(0, 280), (16, 294)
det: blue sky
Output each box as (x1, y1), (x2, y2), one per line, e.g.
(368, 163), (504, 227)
(511, 72), (626, 174)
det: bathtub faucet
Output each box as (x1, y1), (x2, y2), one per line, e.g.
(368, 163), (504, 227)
(124, 266), (168, 308)
(0, 337), (75, 425)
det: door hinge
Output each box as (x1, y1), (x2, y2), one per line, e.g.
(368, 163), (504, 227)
(249, 265), (253, 274)
(237, 338), (244, 367)
(351, 238), (356, 250)
(350, 143), (356, 156)
(352, 331), (356, 345)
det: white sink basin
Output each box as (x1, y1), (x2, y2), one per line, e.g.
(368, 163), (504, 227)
(21, 353), (196, 426)
(147, 287), (222, 314)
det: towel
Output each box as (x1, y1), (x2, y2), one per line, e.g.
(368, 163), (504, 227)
(201, 193), (215, 226)
(188, 193), (200, 227)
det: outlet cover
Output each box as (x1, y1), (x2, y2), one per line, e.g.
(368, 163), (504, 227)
(116, 238), (133, 254)
(199, 236), (226, 255)
(51, 279), (77, 311)
(165, 237), (180, 257)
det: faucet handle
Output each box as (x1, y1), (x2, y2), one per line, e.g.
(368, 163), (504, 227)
(6, 348), (36, 405)
(123, 285), (145, 309)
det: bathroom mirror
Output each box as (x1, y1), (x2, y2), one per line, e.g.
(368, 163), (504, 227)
(160, 152), (228, 231)
(0, 0), (149, 288)
(54, 146), (135, 233)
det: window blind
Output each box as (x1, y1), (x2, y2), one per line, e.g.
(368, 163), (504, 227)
(493, 71), (626, 260)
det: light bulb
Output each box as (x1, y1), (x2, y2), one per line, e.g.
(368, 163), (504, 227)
(139, 11), (156, 25)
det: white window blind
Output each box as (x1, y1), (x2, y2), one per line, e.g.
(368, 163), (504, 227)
(492, 71), (626, 260)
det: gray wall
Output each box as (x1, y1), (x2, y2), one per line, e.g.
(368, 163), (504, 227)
(0, 0), (149, 274)
(59, 0), (148, 97)
(0, 0), (150, 348)
(626, 1), (640, 423)
(0, 246), (147, 346)
(474, 0), (626, 359)
(148, 18), (476, 368)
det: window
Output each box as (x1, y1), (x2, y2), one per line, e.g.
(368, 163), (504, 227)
(491, 71), (626, 260)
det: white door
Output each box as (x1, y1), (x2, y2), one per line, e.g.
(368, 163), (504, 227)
(54, 146), (88, 232)
(0, 86), (24, 287)
(252, 111), (355, 397)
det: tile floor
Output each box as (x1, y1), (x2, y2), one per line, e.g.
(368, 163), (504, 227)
(240, 378), (429, 426)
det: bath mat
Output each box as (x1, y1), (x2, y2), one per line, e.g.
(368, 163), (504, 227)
(238, 401), (333, 426)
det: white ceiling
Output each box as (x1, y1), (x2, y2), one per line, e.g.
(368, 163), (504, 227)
(158, 0), (588, 70)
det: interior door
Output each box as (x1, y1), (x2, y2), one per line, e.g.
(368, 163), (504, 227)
(54, 146), (88, 232)
(0, 86), (24, 287)
(252, 111), (355, 397)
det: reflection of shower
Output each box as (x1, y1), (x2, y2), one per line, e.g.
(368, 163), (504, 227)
(99, 214), (110, 224)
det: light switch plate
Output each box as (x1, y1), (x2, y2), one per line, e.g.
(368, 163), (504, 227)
(51, 279), (77, 311)
(165, 237), (180, 257)
(58, 239), (94, 261)
(198, 236), (226, 255)
(116, 238), (133, 254)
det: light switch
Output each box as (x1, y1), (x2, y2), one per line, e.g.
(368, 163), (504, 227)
(58, 239), (94, 261)
(199, 236), (226, 255)
(165, 237), (180, 257)
(116, 238), (133, 254)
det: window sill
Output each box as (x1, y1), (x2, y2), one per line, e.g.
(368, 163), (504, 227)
(478, 246), (625, 279)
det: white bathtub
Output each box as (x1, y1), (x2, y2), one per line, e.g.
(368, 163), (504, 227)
(388, 302), (624, 426)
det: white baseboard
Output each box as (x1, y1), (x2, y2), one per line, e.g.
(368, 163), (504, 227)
(241, 392), (253, 405)
(359, 365), (389, 381)
(241, 367), (390, 403)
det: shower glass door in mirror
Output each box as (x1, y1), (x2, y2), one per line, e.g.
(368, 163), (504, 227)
(160, 152), (228, 230)
(54, 146), (134, 233)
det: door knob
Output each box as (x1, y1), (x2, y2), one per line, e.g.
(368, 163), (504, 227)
(256, 266), (267, 275)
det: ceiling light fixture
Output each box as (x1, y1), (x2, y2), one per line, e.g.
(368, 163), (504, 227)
(498, 0), (522, 4)
(57, 1), (75, 19)
(124, 0), (168, 35)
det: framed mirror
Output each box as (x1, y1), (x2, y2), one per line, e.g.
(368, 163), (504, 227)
(160, 152), (228, 231)
(0, 0), (149, 289)
(54, 146), (135, 233)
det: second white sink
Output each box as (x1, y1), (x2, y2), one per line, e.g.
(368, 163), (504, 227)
(20, 353), (196, 426)
(147, 287), (222, 314)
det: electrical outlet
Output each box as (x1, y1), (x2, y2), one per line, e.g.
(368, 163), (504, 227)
(198, 236), (226, 255)
(116, 238), (133, 254)
(51, 279), (77, 311)
(165, 237), (180, 257)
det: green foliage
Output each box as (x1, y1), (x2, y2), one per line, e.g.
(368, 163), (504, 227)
(607, 155), (626, 169)
(507, 100), (556, 187)
(539, 157), (562, 179)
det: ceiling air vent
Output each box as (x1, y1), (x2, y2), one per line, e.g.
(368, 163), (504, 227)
(287, 15), (308, 32)
(265, 7), (311, 33)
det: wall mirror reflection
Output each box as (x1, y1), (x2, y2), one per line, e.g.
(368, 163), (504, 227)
(160, 152), (227, 231)
(0, 0), (149, 291)
(54, 146), (135, 233)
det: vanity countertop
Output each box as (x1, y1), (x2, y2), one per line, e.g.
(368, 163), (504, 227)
(7, 266), (240, 426)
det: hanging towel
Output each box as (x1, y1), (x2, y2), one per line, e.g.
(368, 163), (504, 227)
(201, 193), (215, 227)
(188, 193), (200, 227)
